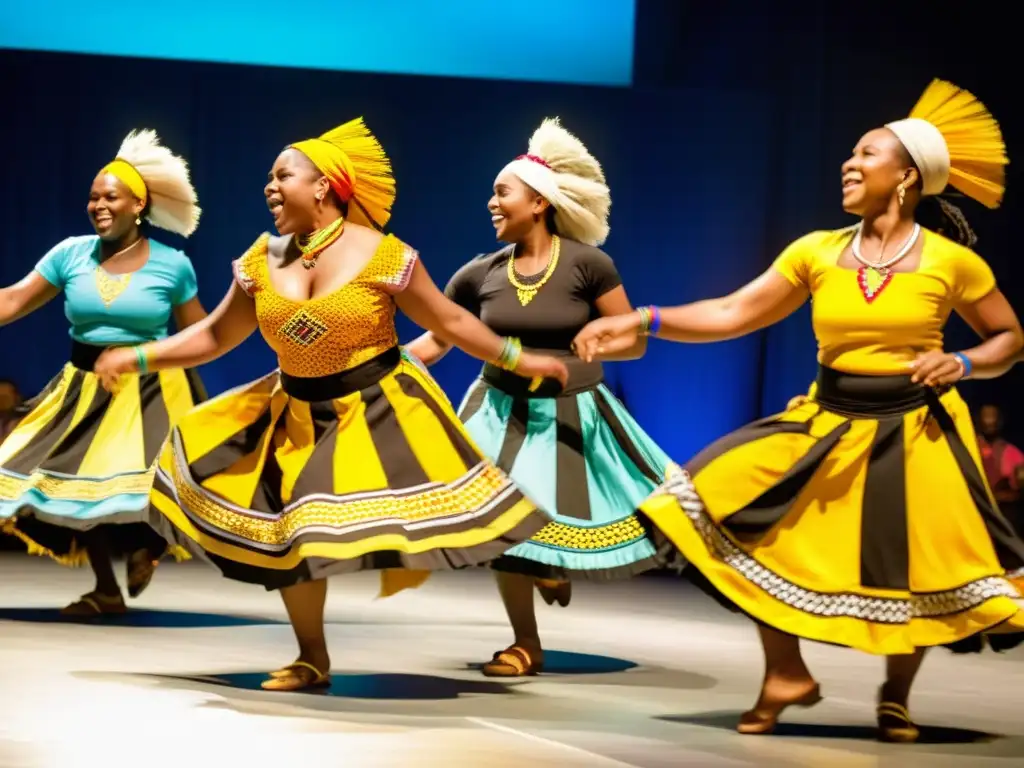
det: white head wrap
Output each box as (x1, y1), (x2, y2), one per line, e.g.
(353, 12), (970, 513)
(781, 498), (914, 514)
(884, 117), (950, 197)
(497, 118), (610, 247)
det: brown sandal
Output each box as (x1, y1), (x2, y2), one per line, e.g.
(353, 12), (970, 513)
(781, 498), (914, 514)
(127, 549), (159, 598)
(736, 683), (823, 735)
(60, 591), (127, 617)
(261, 661), (331, 692)
(481, 645), (544, 677)
(877, 699), (919, 743)
(535, 579), (571, 607)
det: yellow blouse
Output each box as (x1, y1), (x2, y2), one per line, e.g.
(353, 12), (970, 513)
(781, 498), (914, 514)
(232, 232), (418, 378)
(772, 227), (996, 376)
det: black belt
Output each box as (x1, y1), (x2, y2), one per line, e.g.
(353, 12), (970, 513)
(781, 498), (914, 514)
(70, 341), (113, 372)
(280, 346), (401, 401)
(814, 365), (945, 418)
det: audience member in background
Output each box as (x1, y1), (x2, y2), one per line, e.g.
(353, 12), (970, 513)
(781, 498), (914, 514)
(573, 79), (1024, 743)
(0, 130), (207, 616)
(977, 403), (1024, 534)
(407, 118), (681, 678)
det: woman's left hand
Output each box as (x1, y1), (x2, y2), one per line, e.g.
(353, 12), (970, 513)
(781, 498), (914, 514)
(94, 347), (139, 391)
(910, 350), (966, 387)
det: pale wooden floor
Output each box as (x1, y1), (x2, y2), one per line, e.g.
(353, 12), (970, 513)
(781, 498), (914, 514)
(1, 556), (1022, 768)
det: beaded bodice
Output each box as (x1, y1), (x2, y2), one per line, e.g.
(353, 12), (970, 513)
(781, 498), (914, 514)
(232, 233), (418, 378)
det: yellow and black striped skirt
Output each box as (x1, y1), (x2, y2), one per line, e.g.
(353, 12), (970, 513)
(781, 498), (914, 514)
(149, 347), (549, 592)
(642, 366), (1024, 656)
(0, 342), (206, 565)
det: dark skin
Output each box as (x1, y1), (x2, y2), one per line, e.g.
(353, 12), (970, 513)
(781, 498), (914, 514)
(0, 173), (208, 612)
(572, 127), (1024, 736)
(94, 148), (568, 691)
(406, 171), (641, 670)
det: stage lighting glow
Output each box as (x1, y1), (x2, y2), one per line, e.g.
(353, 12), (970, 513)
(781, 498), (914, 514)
(0, 1), (636, 86)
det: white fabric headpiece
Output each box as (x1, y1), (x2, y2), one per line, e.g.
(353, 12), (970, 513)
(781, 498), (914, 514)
(885, 117), (950, 197)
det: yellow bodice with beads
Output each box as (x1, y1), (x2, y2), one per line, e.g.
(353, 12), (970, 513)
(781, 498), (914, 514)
(232, 233), (418, 378)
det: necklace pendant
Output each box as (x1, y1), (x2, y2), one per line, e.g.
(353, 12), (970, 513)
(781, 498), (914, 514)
(856, 264), (893, 304)
(516, 288), (535, 306)
(301, 257), (318, 271)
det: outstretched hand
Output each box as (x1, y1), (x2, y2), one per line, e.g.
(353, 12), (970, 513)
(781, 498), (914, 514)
(571, 314), (641, 363)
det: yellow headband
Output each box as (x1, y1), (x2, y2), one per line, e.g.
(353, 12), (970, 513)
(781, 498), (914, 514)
(100, 158), (148, 204)
(289, 117), (395, 230)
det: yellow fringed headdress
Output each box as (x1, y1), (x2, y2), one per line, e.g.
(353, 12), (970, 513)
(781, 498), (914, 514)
(290, 117), (396, 230)
(886, 79), (1008, 209)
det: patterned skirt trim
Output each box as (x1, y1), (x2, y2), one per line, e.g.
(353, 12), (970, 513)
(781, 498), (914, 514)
(458, 372), (680, 580)
(149, 349), (550, 592)
(0, 352), (206, 565)
(640, 366), (1024, 655)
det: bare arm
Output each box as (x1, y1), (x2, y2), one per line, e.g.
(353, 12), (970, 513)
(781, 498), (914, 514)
(171, 295), (210, 331)
(396, 260), (567, 384)
(911, 288), (1024, 386)
(954, 289), (1023, 379)
(573, 269), (807, 362)
(0, 272), (61, 327)
(405, 332), (453, 367)
(593, 285), (647, 361)
(143, 282), (257, 370)
(94, 281), (258, 384)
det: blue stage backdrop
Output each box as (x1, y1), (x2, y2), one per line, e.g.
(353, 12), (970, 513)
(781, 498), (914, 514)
(0, 48), (771, 465)
(0, 0), (635, 86)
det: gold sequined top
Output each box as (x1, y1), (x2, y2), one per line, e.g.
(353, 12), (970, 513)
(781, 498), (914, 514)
(232, 232), (418, 378)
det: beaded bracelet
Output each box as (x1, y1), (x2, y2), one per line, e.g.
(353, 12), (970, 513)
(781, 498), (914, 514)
(637, 306), (662, 336)
(495, 337), (522, 372)
(135, 346), (150, 374)
(952, 351), (972, 380)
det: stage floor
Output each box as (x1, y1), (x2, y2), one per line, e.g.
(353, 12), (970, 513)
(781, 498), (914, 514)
(1, 556), (1022, 768)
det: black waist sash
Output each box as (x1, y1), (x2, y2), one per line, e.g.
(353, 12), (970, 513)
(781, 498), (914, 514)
(280, 346), (401, 402)
(70, 341), (113, 372)
(814, 365), (940, 417)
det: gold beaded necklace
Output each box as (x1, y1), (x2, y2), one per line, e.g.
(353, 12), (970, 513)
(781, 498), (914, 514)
(507, 235), (560, 306)
(296, 216), (345, 270)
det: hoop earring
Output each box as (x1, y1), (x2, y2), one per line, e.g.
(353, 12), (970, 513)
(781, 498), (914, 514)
(896, 184), (906, 207)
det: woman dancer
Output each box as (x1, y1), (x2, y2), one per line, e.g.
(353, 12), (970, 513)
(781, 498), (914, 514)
(407, 118), (674, 677)
(93, 117), (567, 691)
(573, 80), (1024, 741)
(0, 130), (206, 616)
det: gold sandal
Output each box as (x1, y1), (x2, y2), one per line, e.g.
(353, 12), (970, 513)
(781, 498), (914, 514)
(736, 683), (822, 735)
(481, 645), (544, 677)
(261, 661), (331, 692)
(877, 699), (919, 743)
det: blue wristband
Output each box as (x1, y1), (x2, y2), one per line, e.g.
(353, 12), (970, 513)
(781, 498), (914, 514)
(952, 352), (972, 379)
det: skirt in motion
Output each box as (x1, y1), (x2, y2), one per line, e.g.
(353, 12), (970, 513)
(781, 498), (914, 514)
(641, 365), (1024, 656)
(458, 366), (676, 579)
(149, 347), (550, 592)
(0, 342), (206, 565)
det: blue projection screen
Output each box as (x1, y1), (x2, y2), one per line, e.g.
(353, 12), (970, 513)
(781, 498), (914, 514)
(0, 1), (635, 86)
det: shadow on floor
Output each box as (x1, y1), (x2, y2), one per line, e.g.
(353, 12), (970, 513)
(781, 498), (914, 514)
(660, 711), (1007, 747)
(143, 671), (515, 700)
(0, 607), (282, 628)
(466, 649), (638, 675)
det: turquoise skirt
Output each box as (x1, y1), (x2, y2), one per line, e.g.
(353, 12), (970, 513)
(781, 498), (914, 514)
(458, 373), (675, 579)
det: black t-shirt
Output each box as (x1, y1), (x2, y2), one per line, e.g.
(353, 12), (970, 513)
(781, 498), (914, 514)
(445, 238), (622, 392)
(446, 238), (621, 351)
